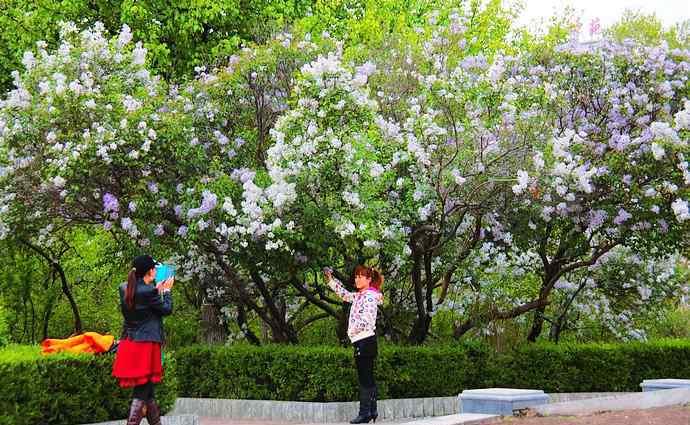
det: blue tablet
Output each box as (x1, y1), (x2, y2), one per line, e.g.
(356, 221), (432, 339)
(155, 264), (176, 283)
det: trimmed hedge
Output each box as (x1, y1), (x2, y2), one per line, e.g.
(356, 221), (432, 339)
(3, 339), (689, 424)
(0, 345), (178, 425)
(175, 341), (492, 401)
(494, 339), (690, 392)
(176, 339), (690, 401)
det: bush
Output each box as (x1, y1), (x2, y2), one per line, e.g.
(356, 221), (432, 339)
(176, 341), (492, 401)
(0, 345), (178, 425)
(176, 339), (690, 400)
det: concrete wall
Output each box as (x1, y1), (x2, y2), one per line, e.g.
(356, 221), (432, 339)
(171, 396), (459, 423)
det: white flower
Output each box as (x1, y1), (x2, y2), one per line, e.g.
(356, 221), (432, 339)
(675, 100), (690, 130)
(512, 170), (529, 194)
(651, 143), (666, 160)
(451, 169), (466, 185)
(370, 162), (384, 178)
(21, 52), (36, 70)
(336, 220), (356, 237)
(671, 198), (689, 222)
(343, 191), (363, 208)
(52, 176), (66, 188)
(222, 197), (237, 216)
(363, 240), (380, 249)
(650, 121), (679, 144)
(533, 152), (545, 171)
(117, 24), (133, 48)
(122, 95), (142, 113)
(132, 42), (147, 66)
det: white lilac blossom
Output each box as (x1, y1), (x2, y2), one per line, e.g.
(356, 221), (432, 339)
(512, 170), (529, 194)
(671, 199), (689, 222)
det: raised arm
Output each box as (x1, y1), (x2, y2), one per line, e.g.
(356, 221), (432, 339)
(146, 287), (173, 316)
(326, 275), (355, 303)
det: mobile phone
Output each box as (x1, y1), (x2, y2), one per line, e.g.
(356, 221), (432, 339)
(155, 264), (176, 283)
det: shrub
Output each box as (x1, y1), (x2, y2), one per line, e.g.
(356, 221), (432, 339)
(0, 345), (177, 425)
(176, 339), (690, 400)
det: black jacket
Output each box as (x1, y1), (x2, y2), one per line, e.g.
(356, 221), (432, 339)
(119, 279), (172, 343)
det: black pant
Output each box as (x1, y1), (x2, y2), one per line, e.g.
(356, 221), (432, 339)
(354, 335), (377, 388)
(132, 381), (155, 401)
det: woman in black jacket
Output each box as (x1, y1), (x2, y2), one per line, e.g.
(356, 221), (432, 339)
(112, 255), (173, 425)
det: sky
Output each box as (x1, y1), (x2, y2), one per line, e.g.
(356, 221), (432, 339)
(516, 0), (690, 31)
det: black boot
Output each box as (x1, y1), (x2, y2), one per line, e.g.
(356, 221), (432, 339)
(369, 386), (378, 423)
(146, 399), (161, 425)
(126, 399), (146, 425)
(350, 386), (373, 424)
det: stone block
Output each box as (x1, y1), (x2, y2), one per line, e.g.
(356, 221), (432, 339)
(459, 388), (549, 416)
(641, 379), (690, 392)
(423, 397), (435, 417)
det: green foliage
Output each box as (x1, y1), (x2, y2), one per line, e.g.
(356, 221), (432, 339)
(0, 0), (314, 92)
(176, 340), (690, 400)
(0, 304), (9, 347)
(494, 339), (690, 392)
(0, 345), (178, 425)
(176, 341), (491, 401)
(606, 10), (690, 48)
(646, 306), (690, 340)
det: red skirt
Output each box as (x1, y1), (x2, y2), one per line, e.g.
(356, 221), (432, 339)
(112, 339), (163, 388)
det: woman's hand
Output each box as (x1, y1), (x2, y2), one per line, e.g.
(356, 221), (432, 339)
(157, 277), (174, 292)
(323, 267), (333, 282)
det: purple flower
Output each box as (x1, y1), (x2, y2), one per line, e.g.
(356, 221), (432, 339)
(613, 208), (632, 225)
(154, 224), (165, 236)
(177, 225), (188, 237)
(588, 209), (608, 230)
(103, 221), (112, 230)
(187, 190), (218, 219)
(103, 193), (119, 213)
(174, 205), (184, 217)
(129, 201), (137, 212)
(147, 181), (159, 194)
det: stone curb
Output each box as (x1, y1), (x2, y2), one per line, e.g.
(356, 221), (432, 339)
(83, 414), (199, 425)
(171, 396), (459, 423)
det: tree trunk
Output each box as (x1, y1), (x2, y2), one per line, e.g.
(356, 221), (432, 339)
(54, 262), (82, 335)
(549, 319), (563, 343)
(408, 314), (432, 344)
(200, 303), (227, 344)
(527, 305), (546, 342)
(237, 303), (261, 345)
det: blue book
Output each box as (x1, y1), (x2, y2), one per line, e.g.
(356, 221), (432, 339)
(155, 264), (176, 283)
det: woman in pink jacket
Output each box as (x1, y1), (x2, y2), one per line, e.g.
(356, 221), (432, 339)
(324, 265), (384, 424)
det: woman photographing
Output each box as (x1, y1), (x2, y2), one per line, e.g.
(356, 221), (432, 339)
(324, 265), (384, 424)
(112, 255), (173, 425)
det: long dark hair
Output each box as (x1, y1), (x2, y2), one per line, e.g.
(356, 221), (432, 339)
(125, 268), (145, 310)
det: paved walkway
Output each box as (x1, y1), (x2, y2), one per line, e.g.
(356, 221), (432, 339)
(198, 414), (498, 425)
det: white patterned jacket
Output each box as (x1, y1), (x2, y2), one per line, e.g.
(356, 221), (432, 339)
(328, 277), (383, 342)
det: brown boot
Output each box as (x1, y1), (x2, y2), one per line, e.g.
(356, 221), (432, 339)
(127, 399), (147, 425)
(146, 399), (162, 425)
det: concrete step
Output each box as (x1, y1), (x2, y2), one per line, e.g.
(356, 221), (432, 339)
(534, 387), (690, 416)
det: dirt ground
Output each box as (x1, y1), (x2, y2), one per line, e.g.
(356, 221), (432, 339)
(494, 405), (690, 425)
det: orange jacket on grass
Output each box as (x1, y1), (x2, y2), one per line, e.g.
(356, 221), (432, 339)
(41, 332), (115, 355)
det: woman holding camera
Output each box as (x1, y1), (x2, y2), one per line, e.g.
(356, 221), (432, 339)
(324, 265), (384, 424)
(112, 255), (173, 425)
